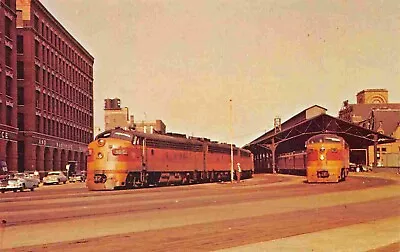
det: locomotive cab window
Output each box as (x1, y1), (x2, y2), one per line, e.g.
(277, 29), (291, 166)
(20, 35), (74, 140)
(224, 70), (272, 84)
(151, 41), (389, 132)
(132, 136), (143, 145)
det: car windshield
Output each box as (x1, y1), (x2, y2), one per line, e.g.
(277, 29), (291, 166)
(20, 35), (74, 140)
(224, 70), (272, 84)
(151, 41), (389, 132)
(48, 172), (61, 176)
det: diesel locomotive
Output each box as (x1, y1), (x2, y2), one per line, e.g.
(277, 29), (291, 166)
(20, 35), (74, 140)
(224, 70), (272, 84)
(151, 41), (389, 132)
(277, 133), (349, 182)
(87, 128), (254, 190)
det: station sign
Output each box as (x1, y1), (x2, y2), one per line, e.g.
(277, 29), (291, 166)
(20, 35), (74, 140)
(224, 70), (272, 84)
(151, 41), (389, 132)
(0, 129), (17, 141)
(33, 137), (87, 152)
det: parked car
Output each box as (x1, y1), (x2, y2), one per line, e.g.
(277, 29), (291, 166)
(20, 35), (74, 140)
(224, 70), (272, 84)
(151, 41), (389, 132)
(25, 171), (41, 182)
(0, 173), (39, 193)
(43, 171), (68, 185)
(69, 170), (86, 183)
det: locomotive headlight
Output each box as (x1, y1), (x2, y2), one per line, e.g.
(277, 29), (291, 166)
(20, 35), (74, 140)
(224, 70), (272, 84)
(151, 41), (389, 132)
(97, 139), (106, 147)
(319, 154), (325, 161)
(97, 152), (104, 159)
(319, 147), (325, 153)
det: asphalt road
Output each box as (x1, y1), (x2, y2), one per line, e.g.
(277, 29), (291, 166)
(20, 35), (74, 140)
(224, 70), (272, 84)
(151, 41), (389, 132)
(0, 172), (399, 251)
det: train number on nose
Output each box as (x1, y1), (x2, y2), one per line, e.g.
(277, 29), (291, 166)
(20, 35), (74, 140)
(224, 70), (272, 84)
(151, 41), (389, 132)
(94, 174), (107, 183)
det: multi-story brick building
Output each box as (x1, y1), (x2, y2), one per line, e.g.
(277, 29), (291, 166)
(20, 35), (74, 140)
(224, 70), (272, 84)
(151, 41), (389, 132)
(0, 0), (18, 172)
(14, 0), (94, 175)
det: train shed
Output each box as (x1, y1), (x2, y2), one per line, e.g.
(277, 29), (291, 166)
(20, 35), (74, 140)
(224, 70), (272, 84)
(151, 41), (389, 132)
(245, 105), (396, 174)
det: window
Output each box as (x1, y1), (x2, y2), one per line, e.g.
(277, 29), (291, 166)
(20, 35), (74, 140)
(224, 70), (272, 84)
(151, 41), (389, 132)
(36, 116), (41, 132)
(6, 106), (12, 126)
(35, 65), (40, 82)
(5, 17), (12, 38)
(34, 15), (39, 31)
(35, 40), (39, 58)
(42, 45), (45, 62)
(35, 91), (40, 108)
(6, 77), (12, 96)
(43, 118), (47, 134)
(18, 113), (24, 130)
(5, 47), (12, 67)
(17, 61), (24, 79)
(17, 36), (24, 54)
(17, 87), (24, 105)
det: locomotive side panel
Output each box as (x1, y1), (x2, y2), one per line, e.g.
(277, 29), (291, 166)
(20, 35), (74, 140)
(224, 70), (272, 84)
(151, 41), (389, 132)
(145, 147), (203, 173)
(87, 128), (254, 190)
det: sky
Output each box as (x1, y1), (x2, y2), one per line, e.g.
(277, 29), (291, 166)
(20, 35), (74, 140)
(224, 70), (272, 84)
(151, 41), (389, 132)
(40, 0), (399, 147)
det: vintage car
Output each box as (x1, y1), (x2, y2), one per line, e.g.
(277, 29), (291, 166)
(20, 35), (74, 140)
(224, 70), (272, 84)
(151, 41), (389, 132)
(69, 170), (86, 183)
(0, 173), (40, 193)
(43, 171), (68, 185)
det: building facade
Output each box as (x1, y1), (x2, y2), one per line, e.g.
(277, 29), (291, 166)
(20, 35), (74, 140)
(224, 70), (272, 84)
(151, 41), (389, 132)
(134, 119), (166, 134)
(0, 0), (18, 172)
(104, 98), (132, 130)
(338, 89), (400, 167)
(13, 0), (94, 176)
(104, 98), (166, 134)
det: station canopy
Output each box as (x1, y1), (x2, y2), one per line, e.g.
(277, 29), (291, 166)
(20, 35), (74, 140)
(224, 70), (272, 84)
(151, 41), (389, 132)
(245, 106), (396, 154)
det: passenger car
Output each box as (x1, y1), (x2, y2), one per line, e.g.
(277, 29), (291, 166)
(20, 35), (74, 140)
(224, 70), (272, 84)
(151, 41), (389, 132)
(0, 173), (40, 193)
(43, 171), (68, 185)
(69, 170), (86, 183)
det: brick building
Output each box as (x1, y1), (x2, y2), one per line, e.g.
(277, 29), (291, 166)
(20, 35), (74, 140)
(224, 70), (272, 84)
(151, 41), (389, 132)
(0, 0), (18, 172)
(338, 89), (400, 167)
(12, 0), (94, 175)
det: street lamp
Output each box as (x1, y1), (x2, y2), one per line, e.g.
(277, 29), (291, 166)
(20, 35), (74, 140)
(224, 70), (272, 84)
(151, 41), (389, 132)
(230, 99), (234, 182)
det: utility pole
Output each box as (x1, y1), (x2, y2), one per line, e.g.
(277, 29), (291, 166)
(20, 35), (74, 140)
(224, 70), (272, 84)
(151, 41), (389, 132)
(230, 99), (234, 182)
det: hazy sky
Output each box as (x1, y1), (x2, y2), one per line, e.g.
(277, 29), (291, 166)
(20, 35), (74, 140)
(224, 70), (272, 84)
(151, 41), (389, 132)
(40, 0), (399, 146)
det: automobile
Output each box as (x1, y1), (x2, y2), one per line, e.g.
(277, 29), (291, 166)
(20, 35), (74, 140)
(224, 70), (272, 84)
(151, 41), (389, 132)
(26, 171), (41, 181)
(43, 171), (68, 185)
(349, 163), (357, 172)
(0, 173), (39, 193)
(69, 170), (86, 183)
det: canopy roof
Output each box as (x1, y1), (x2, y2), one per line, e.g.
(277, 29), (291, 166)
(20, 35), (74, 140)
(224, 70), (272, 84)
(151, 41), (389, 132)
(245, 113), (396, 154)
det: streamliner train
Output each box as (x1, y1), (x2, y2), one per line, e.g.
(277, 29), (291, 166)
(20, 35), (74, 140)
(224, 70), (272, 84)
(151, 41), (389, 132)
(277, 133), (349, 183)
(87, 128), (254, 190)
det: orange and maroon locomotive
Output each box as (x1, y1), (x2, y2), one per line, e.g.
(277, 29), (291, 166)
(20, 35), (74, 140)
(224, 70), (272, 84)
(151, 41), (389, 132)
(87, 128), (254, 190)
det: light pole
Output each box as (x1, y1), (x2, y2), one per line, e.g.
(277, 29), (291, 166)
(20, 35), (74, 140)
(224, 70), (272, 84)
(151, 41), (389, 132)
(230, 99), (234, 182)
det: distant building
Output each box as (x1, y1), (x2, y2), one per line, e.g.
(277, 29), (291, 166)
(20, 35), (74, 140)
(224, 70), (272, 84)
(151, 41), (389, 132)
(134, 120), (166, 134)
(104, 98), (166, 134)
(104, 98), (133, 130)
(338, 89), (400, 167)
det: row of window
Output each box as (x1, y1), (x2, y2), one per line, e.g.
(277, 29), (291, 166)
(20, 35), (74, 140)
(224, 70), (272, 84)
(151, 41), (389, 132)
(35, 115), (92, 143)
(30, 37), (93, 94)
(30, 64), (92, 108)
(33, 90), (93, 128)
(146, 139), (203, 152)
(33, 15), (93, 76)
